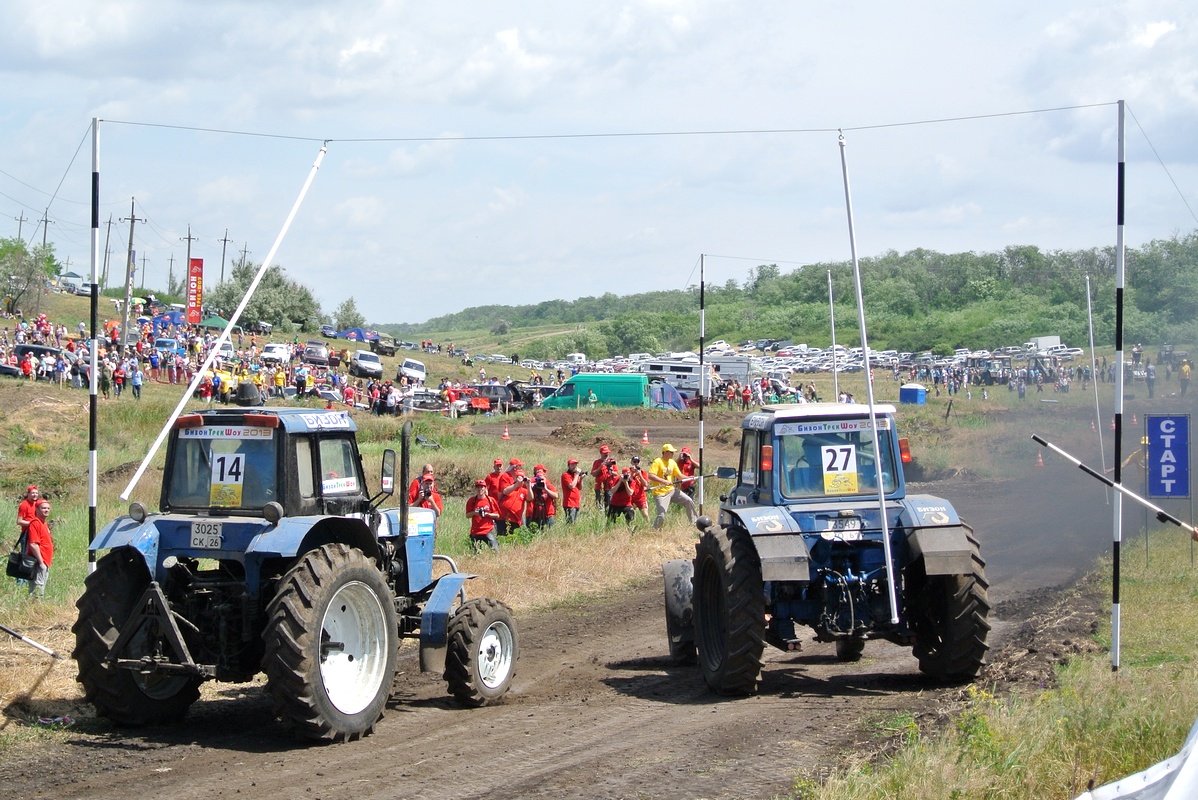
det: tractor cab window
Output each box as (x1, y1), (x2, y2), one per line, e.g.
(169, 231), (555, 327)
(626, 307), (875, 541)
(738, 430), (760, 487)
(165, 426), (278, 512)
(777, 419), (897, 500)
(318, 436), (363, 497)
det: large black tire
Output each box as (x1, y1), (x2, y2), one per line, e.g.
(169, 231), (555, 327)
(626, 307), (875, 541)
(262, 543), (398, 742)
(663, 559), (696, 665)
(445, 598), (518, 707)
(71, 548), (202, 725)
(692, 525), (764, 695)
(910, 524), (991, 681)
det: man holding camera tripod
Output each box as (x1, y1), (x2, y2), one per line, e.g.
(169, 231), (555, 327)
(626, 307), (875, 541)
(407, 464), (444, 516)
(648, 444), (698, 529)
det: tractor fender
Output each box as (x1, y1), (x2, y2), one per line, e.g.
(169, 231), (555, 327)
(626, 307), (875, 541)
(721, 506), (811, 582)
(898, 495), (971, 575)
(419, 571), (475, 674)
(90, 516), (159, 572)
(247, 515), (379, 561)
(906, 526), (973, 576)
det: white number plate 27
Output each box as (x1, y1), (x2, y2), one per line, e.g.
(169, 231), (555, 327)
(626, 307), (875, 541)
(821, 517), (863, 540)
(190, 521), (223, 549)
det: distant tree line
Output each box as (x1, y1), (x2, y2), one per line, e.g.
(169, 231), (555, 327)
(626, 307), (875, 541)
(380, 233), (1198, 359)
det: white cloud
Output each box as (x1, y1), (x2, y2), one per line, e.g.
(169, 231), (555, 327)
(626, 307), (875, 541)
(1, 1), (1196, 325)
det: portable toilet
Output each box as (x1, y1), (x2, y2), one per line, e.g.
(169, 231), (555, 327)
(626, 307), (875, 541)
(899, 383), (927, 405)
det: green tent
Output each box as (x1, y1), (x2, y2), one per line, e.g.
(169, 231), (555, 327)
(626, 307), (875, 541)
(199, 315), (242, 333)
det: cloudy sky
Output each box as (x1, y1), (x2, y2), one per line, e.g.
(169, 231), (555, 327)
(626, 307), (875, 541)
(1, 1), (1195, 325)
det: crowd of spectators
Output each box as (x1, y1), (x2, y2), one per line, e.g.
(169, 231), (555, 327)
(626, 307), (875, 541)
(461, 442), (699, 551)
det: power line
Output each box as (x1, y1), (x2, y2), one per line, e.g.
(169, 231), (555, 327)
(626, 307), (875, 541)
(100, 102), (1118, 145)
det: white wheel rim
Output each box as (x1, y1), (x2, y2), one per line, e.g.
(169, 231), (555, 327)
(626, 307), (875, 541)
(319, 580), (389, 715)
(476, 619), (515, 690)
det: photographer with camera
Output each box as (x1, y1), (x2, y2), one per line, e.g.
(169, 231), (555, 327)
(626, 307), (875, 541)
(525, 464), (559, 531)
(465, 479), (501, 552)
(606, 466), (637, 525)
(407, 464), (444, 517)
(499, 461), (532, 535)
(560, 458), (584, 524)
(590, 445), (614, 508)
(628, 456), (651, 522)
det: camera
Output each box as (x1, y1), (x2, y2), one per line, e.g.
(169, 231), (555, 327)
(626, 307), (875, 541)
(605, 458), (617, 467)
(534, 476), (544, 484)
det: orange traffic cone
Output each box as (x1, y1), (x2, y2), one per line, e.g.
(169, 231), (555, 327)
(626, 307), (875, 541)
(1110, 416), (1116, 430)
(501, 424), (510, 440)
(1091, 419), (1096, 431)
(641, 429), (650, 445)
(1035, 450), (1045, 467)
(1132, 413), (1138, 426)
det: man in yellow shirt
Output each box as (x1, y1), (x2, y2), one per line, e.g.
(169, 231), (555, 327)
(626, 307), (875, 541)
(648, 443), (698, 529)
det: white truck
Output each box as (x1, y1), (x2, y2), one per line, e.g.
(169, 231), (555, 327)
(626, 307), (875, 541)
(1024, 335), (1062, 355)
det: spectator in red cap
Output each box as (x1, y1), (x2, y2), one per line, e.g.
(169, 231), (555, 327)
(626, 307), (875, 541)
(677, 447), (697, 497)
(590, 445), (614, 508)
(465, 479), (500, 552)
(17, 485), (39, 539)
(407, 464), (443, 516)
(494, 458), (524, 536)
(484, 458), (505, 507)
(560, 458), (584, 524)
(526, 464), (558, 531)
(499, 466), (531, 534)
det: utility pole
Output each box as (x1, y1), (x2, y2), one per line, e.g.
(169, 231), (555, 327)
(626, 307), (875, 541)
(14, 212), (27, 240)
(239, 242), (250, 267)
(181, 225), (198, 298)
(119, 198), (146, 357)
(219, 228), (232, 283)
(100, 214), (114, 289)
(40, 208), (52, 249)
(167, 253), (175, 295)
(36, 208), (53, 314)
(139, 253), (148, 288)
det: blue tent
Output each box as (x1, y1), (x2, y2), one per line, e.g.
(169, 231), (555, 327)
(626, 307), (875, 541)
(152, 310), (186, 333)
(650, 381), (687, 411)
(335, 327), (378, 342)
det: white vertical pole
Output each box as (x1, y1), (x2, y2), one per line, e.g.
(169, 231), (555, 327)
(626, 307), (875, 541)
(698, 254), (706, 514)
(1112, 100), (1126, 672)
(838, 133), (899, 624)
(120, 143), (329, 501)
(829, 270), (839, 401)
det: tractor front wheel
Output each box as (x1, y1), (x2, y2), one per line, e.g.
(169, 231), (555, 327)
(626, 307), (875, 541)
(445, 598), (518, 707)
(692, 525), (764, 695)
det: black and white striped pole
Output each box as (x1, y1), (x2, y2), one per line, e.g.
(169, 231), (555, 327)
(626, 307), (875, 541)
(1112, 99), (1126, 672)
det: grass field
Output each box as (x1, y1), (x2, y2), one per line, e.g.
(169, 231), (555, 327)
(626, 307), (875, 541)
(3, 289), (1195, 795)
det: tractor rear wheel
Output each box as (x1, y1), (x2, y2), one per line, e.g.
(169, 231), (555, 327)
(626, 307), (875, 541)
(445, 598), (517, 706)
(72, 548), (202, 725)
(910, 524), (990, 681)
(692, 525), (764, 695)
(263, 543), (398, 741)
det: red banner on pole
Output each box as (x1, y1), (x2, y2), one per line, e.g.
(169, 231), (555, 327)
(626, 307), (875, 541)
(187, 259), (204, 324)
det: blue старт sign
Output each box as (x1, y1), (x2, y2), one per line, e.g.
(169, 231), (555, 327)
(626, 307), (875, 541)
(1146, 414), (1190, 499)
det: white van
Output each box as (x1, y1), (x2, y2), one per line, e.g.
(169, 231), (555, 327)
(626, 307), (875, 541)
(566, 352), (587, 365)
(399, 357), (426, 384)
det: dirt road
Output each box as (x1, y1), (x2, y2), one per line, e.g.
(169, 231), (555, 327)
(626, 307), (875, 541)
(0, 456), (1118, 800)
